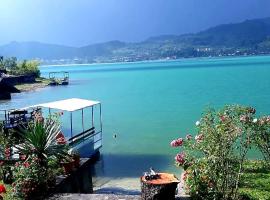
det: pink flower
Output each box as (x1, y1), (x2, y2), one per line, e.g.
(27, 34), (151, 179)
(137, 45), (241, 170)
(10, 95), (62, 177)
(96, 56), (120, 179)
(186, 134), (192, 140)
(195, 134), (203, 143)
(220, 115), (226, 122)
(175, 152), (185, 165)
(23, 162), (30, 168)
(182, 171), (189, 181)
(170, 138), (184, 147)
(4, 148), (11, 159)
(15, 162), (20, 167)
(240, 115), (249, 123)
(19, 154), (27, 161)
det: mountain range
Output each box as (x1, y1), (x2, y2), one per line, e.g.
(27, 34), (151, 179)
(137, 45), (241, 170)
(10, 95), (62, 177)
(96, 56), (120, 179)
(1, 17), (270, 64)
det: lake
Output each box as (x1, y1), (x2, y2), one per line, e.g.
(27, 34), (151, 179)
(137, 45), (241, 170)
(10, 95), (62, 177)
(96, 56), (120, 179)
(1, 55), (270, 189)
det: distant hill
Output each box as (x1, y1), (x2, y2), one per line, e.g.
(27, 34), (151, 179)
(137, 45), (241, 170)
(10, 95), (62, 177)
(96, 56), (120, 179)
(189, 17), (270, 47)
(1, 17), (270, 64)
(0, 41), (78, 60)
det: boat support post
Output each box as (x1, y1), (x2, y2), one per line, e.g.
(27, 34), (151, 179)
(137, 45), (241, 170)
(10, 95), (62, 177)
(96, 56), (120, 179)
(99, 103), (102, 135)
(70, 112), (73, 138)
(82, 108), (84, 132)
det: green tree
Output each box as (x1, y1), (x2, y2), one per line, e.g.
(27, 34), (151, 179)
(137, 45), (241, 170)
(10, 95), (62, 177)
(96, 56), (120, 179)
(0, 56), (4, 70)
(16, 60), (40, 77)
(3, 57), (17, 71)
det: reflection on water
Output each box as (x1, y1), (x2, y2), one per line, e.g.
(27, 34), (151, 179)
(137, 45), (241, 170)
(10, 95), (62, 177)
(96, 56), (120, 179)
(97, 153), (178, 178)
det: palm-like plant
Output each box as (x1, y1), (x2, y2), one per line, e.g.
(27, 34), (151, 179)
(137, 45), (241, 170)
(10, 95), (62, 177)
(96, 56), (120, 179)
(16, 117), (68, 165)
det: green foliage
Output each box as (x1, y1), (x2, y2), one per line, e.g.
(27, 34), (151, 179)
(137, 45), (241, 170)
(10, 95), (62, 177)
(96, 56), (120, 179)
(1, 57), (17, 71)
(12, 155), (48, 200)
(239, 160), (270, 200)
(15, 60), (40, 77)
(252, 117), (270, 161)
(16, 117), (68, 164)
(0, 56), (4, 70)
(7, 116), (68, 199)
(0, 56), (40, 77)
(0, 116), (67, 199)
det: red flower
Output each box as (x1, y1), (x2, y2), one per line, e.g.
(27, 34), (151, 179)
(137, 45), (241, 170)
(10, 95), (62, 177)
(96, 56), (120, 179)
(23, 162), (30, 168)
(175, 152), (185, 165)
(19, 154), (27, 160)
(170, 138), (184, 147)
(0, 161), (4, 166)
(4, 148), (11, 159)
(15, 162), (20, 167)
(56, 132), (67, 144)
(0, 184), (6, 193)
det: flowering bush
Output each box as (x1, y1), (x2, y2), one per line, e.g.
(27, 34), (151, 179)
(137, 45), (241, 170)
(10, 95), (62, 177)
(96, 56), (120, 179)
(11, 116), (71, 199)
(171, 105), (270, 199)
(252, 116), (270, 162)
(11, 155), (47, 200)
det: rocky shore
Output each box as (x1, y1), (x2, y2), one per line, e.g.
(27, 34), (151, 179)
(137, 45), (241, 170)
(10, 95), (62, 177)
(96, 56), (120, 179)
(14, 77), (50, 92)
(0, 76), (49, 100)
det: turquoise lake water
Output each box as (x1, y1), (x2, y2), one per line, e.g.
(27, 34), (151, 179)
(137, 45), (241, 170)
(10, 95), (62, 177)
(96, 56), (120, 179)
(1, 55), (270, 185)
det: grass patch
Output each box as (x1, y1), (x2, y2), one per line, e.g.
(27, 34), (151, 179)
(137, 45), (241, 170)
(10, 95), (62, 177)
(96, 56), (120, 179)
(239, 160), (270, 200)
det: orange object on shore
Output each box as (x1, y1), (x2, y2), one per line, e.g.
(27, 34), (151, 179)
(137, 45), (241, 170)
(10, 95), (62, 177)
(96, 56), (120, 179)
(141, 173), (180, 185)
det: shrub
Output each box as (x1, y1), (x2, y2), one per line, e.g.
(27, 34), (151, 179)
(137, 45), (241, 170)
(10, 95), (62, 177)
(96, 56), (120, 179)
(252, 116), (270, 162)
(12, 155), (48, 200)
(0, 57), (40, 77)
(171, 105), (262, 199)
(13, 60), (40, 78)
(16, 116), (68, 166)
(9, 115), (69, 199)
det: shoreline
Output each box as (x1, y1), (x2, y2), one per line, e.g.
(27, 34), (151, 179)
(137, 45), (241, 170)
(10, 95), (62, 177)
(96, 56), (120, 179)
(14, 77), (50, 92)
(40, 54), (270, 68)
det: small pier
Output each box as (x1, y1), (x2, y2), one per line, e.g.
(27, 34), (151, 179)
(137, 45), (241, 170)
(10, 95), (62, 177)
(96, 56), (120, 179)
(49, 71), (69, 86)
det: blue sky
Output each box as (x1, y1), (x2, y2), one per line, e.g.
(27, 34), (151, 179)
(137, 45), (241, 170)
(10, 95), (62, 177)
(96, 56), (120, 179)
(0, 0), (269, 46)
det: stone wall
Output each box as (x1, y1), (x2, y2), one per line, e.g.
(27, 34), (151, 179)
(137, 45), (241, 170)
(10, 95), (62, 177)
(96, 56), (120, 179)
(1, 75), (36, 85)
(0, 75), (28, 100)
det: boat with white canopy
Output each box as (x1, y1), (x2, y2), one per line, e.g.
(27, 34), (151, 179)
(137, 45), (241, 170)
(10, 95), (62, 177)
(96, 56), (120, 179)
(1, 98), (103, 158)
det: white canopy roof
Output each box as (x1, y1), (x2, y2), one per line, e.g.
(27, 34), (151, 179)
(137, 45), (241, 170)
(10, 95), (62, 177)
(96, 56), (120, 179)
(34, 98), (100, 112)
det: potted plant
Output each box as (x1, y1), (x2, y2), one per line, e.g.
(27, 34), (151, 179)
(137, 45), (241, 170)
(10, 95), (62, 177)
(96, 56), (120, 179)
(60, 155), (75, 174)
(68, 148), (80, 168)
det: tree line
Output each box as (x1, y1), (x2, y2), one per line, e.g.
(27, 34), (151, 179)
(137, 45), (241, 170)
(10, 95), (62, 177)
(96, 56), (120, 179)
(0, 56), (40, 78)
